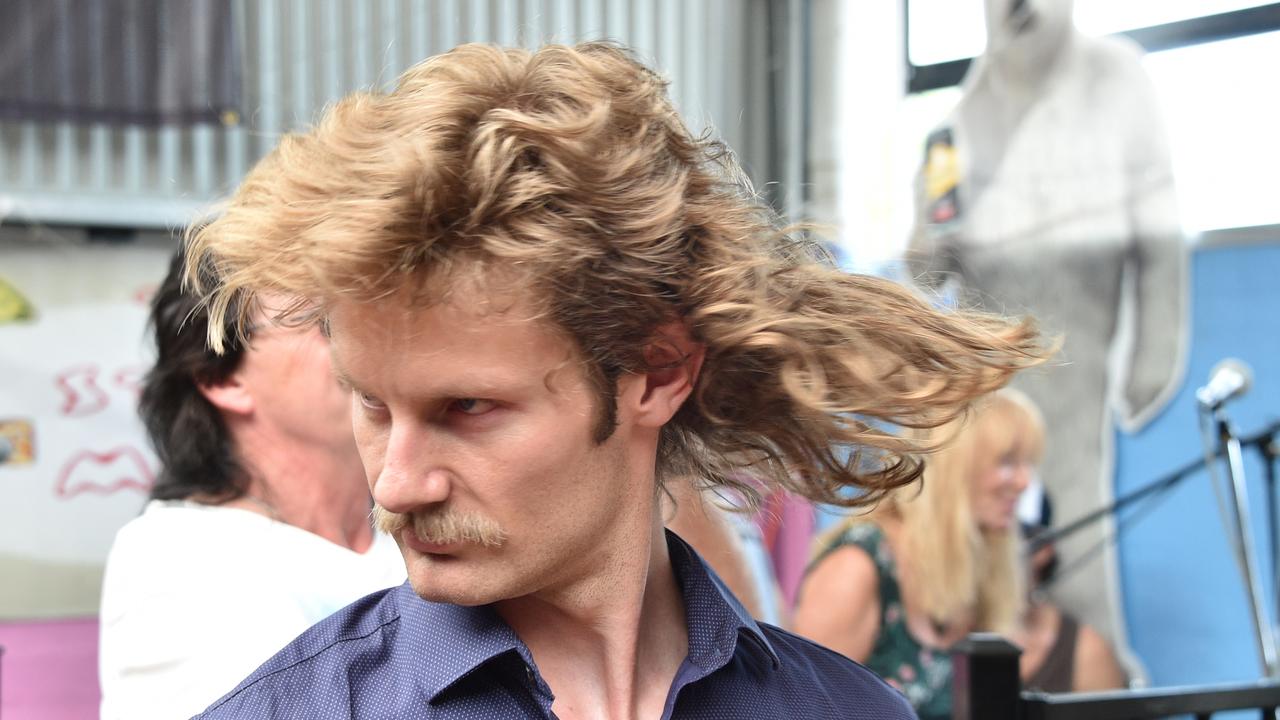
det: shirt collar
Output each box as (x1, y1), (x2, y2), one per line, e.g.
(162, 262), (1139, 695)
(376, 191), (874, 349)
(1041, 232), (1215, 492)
(398, 528), (781, 702)
(393, 585), (530, 703)
(665, 529), (781, 671)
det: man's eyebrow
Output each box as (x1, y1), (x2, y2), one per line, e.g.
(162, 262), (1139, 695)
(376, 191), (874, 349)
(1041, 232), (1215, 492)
(328, 349), (358, 391)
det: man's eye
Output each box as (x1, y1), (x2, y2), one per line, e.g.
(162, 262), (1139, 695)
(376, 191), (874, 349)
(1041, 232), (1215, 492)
(452, 398), (496, 415)
(357, 392), (387, 410)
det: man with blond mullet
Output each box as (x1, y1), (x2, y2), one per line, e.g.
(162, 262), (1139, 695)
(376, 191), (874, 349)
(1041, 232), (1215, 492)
(189, 42), (1041, 720)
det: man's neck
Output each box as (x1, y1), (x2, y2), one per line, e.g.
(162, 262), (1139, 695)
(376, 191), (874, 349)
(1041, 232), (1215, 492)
(497, 517), (689, 720)
(229, 426), (374, 552)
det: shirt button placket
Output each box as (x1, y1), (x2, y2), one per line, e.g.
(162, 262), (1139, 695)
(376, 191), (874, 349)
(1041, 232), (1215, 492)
(524, 664), (555, 718)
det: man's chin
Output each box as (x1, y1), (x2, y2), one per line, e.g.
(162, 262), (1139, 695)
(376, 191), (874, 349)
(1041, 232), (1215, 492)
(407, 574), (508, 607)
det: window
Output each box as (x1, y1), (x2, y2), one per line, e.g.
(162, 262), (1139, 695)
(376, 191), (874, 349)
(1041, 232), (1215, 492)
(901, 1), (1280, 232)
(907, 0), (1276, 66)
(1143, 31), (1280, 231)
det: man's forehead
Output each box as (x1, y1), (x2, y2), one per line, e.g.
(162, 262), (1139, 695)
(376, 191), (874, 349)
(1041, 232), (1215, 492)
(324, 288), (543, 341)
(323, 285), (580, 388)
(327, 262), (545, 326)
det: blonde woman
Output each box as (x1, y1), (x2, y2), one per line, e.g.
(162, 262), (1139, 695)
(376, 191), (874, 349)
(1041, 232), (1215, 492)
(794, 389), (1040, 720)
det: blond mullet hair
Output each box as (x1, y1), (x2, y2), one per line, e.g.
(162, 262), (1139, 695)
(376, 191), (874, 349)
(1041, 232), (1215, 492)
(185, 41), (1044, 509)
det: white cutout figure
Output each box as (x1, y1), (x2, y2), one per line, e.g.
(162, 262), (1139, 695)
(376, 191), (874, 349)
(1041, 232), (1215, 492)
(908, 0), (1189, 682)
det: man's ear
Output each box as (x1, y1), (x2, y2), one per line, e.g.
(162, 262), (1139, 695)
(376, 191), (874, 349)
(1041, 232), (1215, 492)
(627, 321), (705, 429)
(197, 373), (255, 417)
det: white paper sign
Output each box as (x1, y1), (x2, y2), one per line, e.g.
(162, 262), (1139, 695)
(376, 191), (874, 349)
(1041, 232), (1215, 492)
(0, 237), (171, 618)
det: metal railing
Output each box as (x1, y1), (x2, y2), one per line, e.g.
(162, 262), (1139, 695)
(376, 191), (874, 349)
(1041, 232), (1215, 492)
(953, 633), (1280, 720)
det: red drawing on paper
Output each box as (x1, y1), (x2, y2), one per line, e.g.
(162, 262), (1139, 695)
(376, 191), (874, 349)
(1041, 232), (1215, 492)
(55, 365), (110, 417)
(113, 365), (149, 397)
(132, 283), (158, 305)
(55, 446), (154, 498)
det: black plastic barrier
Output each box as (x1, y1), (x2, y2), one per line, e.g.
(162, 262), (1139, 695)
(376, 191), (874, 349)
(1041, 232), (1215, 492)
(952, 633), (1280, 720)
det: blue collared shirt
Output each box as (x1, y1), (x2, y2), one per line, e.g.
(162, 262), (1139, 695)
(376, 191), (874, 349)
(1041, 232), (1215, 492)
(196, 532), (916, 719)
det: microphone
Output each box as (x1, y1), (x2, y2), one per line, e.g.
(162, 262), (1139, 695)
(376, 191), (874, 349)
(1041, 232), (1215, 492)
(1196, 358), (1253, 411)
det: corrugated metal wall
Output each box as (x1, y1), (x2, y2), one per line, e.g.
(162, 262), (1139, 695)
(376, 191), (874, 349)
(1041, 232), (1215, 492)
(0, 0), (778, 230)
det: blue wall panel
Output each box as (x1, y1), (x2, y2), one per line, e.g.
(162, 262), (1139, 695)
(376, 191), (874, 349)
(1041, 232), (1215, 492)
(1117, 240), (1280, 690)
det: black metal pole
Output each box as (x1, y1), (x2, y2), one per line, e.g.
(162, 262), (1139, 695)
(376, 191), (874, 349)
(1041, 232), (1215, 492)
(1262, 435), (1280, 655)
(951, 633), (1022, 720)
(1216, 414), (1278, 677)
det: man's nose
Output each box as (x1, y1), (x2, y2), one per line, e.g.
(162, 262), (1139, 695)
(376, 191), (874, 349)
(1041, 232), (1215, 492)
(372, 423), (452, 513)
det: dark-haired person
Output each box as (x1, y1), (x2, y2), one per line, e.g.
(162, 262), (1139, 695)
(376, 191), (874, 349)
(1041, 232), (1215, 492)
(98, 251), (405, 720)
(186, 42), (1043, 719)
(1017, 495), (1128, 692)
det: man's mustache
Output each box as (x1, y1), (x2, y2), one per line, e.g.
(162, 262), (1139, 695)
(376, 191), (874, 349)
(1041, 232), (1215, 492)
(373, 504), (506, 548)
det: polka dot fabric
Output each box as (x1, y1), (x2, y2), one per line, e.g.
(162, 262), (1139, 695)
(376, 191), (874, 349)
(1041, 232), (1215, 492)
(195, 533), (916, 719)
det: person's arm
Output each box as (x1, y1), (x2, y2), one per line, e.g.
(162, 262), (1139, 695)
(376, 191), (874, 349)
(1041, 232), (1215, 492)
(1073, 624), (1128, 691)
(791, 545), (881, 662)
(1115, 41), (1188, 431)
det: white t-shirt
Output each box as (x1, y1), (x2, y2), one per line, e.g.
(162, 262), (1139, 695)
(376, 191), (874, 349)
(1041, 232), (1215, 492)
(99, 499), (407, 720)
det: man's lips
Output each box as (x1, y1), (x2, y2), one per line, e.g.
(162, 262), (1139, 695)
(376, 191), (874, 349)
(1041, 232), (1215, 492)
(402, 529), (463, 555)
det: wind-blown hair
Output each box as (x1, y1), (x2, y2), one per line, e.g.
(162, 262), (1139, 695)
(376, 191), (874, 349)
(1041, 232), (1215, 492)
(140, 248), (249, 503)
(185, 41), (1043, 508)
(869, 388), (1044, 635)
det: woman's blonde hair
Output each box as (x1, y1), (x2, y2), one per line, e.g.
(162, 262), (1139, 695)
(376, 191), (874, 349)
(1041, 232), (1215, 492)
(871, 388), (1045, 635)
(185, 41), (1045, 509)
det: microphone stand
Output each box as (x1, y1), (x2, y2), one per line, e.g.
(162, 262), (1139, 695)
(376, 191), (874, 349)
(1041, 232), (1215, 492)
(1028, 420), (1280, 553)
(1208, 408), (1278, 678)
(1027, 418), (1280, 679)
(1262, 432), (1280, 659)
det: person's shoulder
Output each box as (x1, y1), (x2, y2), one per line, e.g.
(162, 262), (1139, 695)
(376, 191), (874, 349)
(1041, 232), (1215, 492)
(109, 499), (181, 541)
(1080, 32), (1145, 66)
(759, 623), (916, 718)
(194, 585), (404, 717)
(811, 520), (886, 574)
(102, 501), (196, 586)
(826, 519), (886, 551)
(1072, 618), (1129, 691)
(799, 540), (879, 612)
(842, 520), (885, 542)
(1076, 33), (1151, 87)
(103, 500), (272, 591)
(111, 499), (261, 549)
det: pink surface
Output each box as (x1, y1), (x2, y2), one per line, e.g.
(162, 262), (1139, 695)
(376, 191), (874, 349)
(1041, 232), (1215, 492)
(0, 617), (99, 720)
(756, 491), (816, 611)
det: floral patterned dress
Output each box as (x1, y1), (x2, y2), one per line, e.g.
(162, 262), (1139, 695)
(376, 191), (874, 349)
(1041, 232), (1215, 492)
(812, 522), (952, 720)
